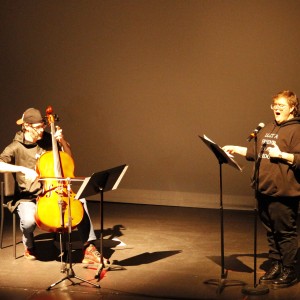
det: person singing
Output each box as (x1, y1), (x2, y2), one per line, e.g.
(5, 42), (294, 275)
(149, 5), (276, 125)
(0, 107), (107, 264)
(223, 90), (300, 289)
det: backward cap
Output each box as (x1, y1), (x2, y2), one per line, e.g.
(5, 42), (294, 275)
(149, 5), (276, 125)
(16, 108), (43, 125)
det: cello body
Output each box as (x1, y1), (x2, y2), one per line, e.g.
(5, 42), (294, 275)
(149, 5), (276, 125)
(34, 107), (84, 232)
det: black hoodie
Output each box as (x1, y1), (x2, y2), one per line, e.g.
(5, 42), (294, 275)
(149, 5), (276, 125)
(246, 117), (300, 197)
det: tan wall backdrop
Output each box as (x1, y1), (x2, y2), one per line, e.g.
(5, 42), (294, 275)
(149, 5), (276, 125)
(1, 1), (300, 209)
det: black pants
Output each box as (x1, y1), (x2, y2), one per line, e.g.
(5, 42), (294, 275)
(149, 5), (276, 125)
(257, 193), (299, 267)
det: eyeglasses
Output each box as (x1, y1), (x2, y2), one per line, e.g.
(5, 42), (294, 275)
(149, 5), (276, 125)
(30, 123), (46, 130)
(270, 103), (287, 110)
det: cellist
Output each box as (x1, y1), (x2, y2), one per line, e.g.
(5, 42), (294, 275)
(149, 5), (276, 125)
(0, 107), (106, 264)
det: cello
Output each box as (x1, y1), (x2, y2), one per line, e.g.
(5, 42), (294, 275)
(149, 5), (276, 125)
(35, 106), (84, 232)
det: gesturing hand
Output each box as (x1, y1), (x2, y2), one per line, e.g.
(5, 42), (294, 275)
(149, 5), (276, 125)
(267, 143), (282, 159)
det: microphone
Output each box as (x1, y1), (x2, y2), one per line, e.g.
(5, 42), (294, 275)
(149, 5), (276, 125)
(247, 123), (265, 142)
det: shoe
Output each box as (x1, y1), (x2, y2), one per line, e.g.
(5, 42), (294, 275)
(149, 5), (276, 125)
(272, 266), (298, 289)
(24, 247), (36, 260)
(82, 244), (109, 264)
(259, 260), (282, 284)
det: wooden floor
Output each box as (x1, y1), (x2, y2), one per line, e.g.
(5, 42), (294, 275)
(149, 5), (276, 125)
(0, 201), (300, 300)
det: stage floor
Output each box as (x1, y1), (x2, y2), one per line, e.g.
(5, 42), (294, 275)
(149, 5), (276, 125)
(0, 201), (299, 300)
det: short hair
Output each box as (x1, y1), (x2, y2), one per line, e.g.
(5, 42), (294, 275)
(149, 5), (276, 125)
(273, 90), (299, 117)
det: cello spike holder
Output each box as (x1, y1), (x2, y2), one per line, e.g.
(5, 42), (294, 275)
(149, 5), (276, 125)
(46, 178), (100, 290)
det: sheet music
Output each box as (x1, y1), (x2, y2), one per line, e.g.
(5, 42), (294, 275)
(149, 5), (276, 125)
(200, 135), (242, 172)
(203, 135), (234, 157)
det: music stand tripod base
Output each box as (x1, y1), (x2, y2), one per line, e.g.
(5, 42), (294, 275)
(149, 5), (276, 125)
(94, 261), (126, 279)
(46, 268), (100, 290)
(204, 270), (245, 294)
(83, 260), (126, 278)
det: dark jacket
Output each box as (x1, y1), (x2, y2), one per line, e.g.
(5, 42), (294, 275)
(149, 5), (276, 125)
(0, 131), (54, 211)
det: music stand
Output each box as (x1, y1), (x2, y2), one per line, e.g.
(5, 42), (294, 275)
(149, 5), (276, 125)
(199, 135), (245, 294)
(75, 164), (128, 279)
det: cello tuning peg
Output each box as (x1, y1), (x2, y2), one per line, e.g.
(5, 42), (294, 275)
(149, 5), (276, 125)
(42, 117), (49, 126)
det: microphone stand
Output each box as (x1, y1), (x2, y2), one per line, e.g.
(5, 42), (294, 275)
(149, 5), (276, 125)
(242, 135), (269, 295)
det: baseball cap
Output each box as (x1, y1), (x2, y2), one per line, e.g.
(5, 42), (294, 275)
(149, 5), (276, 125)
(16, 108), (43, 125)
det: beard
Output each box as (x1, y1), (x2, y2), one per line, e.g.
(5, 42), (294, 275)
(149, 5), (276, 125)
(27, 127), (44, 142)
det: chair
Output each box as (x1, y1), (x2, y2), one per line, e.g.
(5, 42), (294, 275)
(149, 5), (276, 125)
(0, 172), (18, 258)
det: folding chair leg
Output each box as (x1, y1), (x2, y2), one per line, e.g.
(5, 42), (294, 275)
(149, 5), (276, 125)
(13, 213), (16, 259)
(0, 208), (3, 249)
(0, 181), (4, 249)
(1, 176), (17, 258)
